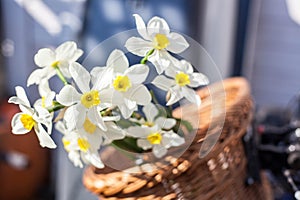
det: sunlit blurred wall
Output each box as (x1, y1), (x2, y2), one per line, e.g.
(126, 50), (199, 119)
(199, 0), (238, 82)
(243, 0), (300, 107)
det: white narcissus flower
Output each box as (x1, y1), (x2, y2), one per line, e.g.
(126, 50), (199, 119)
(75, 116), (126, 145)
(125, 14), (189, 74)
(100, 121), (126, 145)
(27, 41), (83, 86)
(56, 62), (113, 131)
(55, 121), (104, 168)
(68, 151), (84, 168)
(152, 59), (209, 106)
(91, 50), (152, 119)
(8, 86), (56, 149)
(141, 103), (176, 130)
(34, 79), (55, 109)
(127, 125), (184, 158)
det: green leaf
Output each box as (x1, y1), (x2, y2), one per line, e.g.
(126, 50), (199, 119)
(112, 137), (144, 153)
(180, 119), (194, 132)
(173, 118), (194, 134)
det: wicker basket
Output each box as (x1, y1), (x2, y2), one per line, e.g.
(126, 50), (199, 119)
(83, 77), (272, 200)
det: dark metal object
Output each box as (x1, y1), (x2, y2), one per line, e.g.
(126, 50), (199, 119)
(244, 93), (300, 199)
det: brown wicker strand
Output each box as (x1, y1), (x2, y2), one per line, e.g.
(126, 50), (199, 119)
(83, 77), (273, 200)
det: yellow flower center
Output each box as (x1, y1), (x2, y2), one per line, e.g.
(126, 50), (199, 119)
(81, 90), (101, 108)
(175, 72), (190, 86)
(113, 75), (132, 92)
(77, 138), (90, 152)
(143, 121), (154, 127)
(154, 33), (169, 50)
(62, 138), (71, 152)
(147, 132), (162, 145)
(51, 60), (60, 68)
(20, 114), (35, 130)
(83, 118), (96, 134)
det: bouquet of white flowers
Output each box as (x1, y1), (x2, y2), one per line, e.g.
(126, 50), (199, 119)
(8, 14), (209, 169)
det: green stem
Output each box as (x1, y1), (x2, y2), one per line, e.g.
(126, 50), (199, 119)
(47, 103), (65, 113)
(54, 66), (68, 85)
(140, 49), (155, 64)
(100, 109), (112, 117)
(131, 112), (142, 120)
(167, 105), (173, 118)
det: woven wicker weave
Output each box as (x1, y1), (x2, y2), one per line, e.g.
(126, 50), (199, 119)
(83, 77), (272, 200)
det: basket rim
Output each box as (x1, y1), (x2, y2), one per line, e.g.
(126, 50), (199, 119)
(82, 77), (254, 198)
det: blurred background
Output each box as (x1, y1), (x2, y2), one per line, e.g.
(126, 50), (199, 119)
(1, 0), (300, 199)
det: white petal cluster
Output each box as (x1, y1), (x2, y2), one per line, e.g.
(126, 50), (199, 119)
(91, 49), (151, 118)
(56, 121), (125, 168)
(27, 41), (83, 86)
(8, 14), (209, 168)
(152, 59), (209, 106)
(56, 62), (113, 131)
(34, 79), (56, 109)
(126, 103), (184, 158)
(8, 86), (56, 149)
(125, 14), (189, 74)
